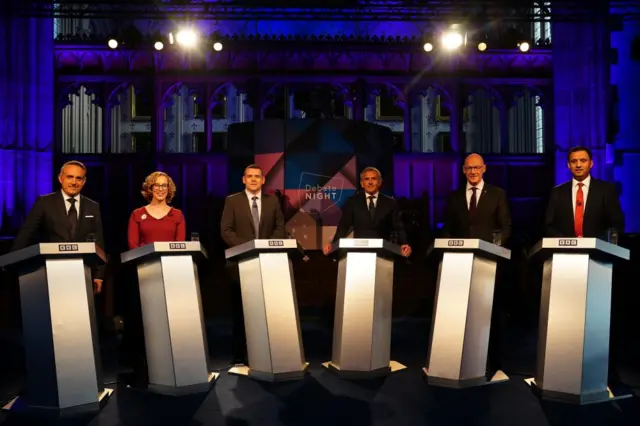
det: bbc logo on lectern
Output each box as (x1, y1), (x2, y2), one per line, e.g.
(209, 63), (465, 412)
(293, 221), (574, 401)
(58, 244), (79, 251)
(268, 240), (284, 247)
(558, 239), (578, 246)
(169, 243), (187, 249)
(448, 240), (465, 247)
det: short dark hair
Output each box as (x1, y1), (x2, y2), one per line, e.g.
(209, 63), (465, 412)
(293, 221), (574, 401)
(244, 164), (264, 176)
(59, 160), (87, 176)
(567, 146), (592, 161)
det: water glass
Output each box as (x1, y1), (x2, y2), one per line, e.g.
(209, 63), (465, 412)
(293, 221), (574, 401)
(86, 233), (96, 242)
(607, 228), (619, 245)
(191, 232), (200, 242)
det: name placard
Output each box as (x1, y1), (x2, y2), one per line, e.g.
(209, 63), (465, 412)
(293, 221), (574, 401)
(169, 243), (187, 249)
(558, 239), (578, 247)
(268, 240), (284, 247)
(447, 240), (465, 247)
(59, 244), (79, 252)
(354, 240), (369, 247)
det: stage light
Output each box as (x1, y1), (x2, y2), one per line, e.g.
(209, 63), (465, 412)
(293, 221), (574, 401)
(154, 41), (164, 51)
(108, 39), (118, 49)
(442, 30), (463, 50)
(176, 29), (197, 48)
(519, 42), (530, 52)
(423, 42), (433, 52)
(213, 41), (223, 51)
(478, 42), (487, 51)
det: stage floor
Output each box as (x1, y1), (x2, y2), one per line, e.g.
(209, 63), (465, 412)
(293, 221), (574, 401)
(1, 317), (639, 426)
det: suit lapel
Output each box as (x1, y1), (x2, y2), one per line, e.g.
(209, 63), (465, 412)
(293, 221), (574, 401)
(77, 195), (85, 235)
(258, 195), (268, 235)
(241, 194), (257, 236)
(56, 192), (72, 240)
(475, 185), (490, 211)
(564, 182), (575, 224)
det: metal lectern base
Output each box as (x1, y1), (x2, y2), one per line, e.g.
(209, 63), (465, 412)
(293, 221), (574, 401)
(524, 377), (633, 405)
(423, 368), (509, 388)
(321, 361), (407, 379)
(228, 363), (309, 382)
(128, 372), (219, 396)
(1, 387), (113, 418)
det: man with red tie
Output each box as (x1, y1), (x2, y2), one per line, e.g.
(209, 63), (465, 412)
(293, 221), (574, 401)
(544, 146), (624, 238)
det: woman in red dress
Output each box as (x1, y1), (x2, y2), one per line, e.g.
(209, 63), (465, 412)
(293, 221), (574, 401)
(127, 171), (186, 249)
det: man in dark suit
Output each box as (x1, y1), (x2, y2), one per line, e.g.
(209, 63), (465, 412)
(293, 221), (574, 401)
(544, 146), (625, 385)
(442, 153), (512, 244)
(220, 164), (286, 364)
(545, 146), (624, 238)
(442, 153), (512, 376)
(12, 160), (105, 294)
(323, 167), (412, 257)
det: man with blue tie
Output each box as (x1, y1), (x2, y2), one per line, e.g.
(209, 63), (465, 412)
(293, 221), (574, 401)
(323, 167), (411, 257)
(220, 164), (286, 365)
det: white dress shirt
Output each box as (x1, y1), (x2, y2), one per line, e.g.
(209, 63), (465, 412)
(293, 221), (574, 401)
(62, 190), (80, 219)
(572, 175), (591, 216)
(465, 180), (484, 209)
(246, 190), (262, 220)
(365, 191), (379, 208)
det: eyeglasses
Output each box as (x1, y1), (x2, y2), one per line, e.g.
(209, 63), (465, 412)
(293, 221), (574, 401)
(153, 184), (169, 189)
(464, 166), (484, 171)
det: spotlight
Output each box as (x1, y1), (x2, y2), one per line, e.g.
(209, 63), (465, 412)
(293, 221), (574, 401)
(442, 30), (463, 50)
(108, 39), (118, 49)
(478, 42), (487, 51)
(213, 41), (223, 51)
(154, 41), (164, 51)
(423, 42), (433, 52)
(518, 42), (530, 52)
(176, 29), (197, 48)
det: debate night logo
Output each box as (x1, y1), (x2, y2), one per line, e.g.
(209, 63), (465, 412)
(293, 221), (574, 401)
(297, 172), (344, 214)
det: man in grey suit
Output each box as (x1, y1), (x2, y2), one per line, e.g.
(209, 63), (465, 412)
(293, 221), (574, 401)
(220, 164), (286, 364)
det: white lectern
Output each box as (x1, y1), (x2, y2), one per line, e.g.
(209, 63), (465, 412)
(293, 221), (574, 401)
(0, 243), (112, 417)
(425, 239), (511, 388)
(525, 238), (631, 404)
(322, 238), (406, 378)
(120, 241), (217, 395)
(225, 239), (308, 381)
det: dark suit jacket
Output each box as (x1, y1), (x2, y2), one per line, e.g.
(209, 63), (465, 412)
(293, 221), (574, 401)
(220, 192), (286, 248)
(332, 192), (407, 244)
(12, 191), (106, 279)
(545, 177), (624, 238)
(442, 183), (512, 245)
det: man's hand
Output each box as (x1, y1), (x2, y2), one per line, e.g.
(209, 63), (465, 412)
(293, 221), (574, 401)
(322, 243), (332, 256)
(400, 244), (412, 257)
(93, 279), (103, 295)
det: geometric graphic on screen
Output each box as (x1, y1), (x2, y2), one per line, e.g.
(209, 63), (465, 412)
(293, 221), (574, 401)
(226, 119), (393, 249)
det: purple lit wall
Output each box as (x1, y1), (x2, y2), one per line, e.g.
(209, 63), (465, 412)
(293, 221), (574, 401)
(611, 15), (640, 232)
(0, 14), (54, 234)
(552, 20), (610, 185)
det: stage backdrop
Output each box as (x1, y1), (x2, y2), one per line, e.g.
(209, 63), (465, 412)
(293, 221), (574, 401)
(227, 119), (394, 249)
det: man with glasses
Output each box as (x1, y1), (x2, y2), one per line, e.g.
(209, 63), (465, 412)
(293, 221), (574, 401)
(441, 153), (511, 377)
(12, 160), (105, 294)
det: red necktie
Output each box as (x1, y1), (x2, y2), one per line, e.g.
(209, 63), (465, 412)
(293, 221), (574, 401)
(574, 183), (584, 237)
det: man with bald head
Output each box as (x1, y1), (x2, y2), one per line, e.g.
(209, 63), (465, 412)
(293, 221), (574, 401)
(442, 153), (511, 245)
(441, 153), (511, 375)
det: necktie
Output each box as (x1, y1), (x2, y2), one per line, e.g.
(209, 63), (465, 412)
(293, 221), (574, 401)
(251, 196), (260, 236)
(575, 183), (584, 237)
(469, 187), (478, 218)
(67, 198), (78, 240)
(368, 195), (376, 220)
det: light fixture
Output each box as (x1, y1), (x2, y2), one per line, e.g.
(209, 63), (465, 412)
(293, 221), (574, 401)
(154, 41), (164, 51)
(108, 39), (118, 49)
(519, 42), (530, 52)
(478, 42), (487, 51)
(423, 42), (433, 52)
(175, 29), (198, 48)
(213, 41), (223, 51)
